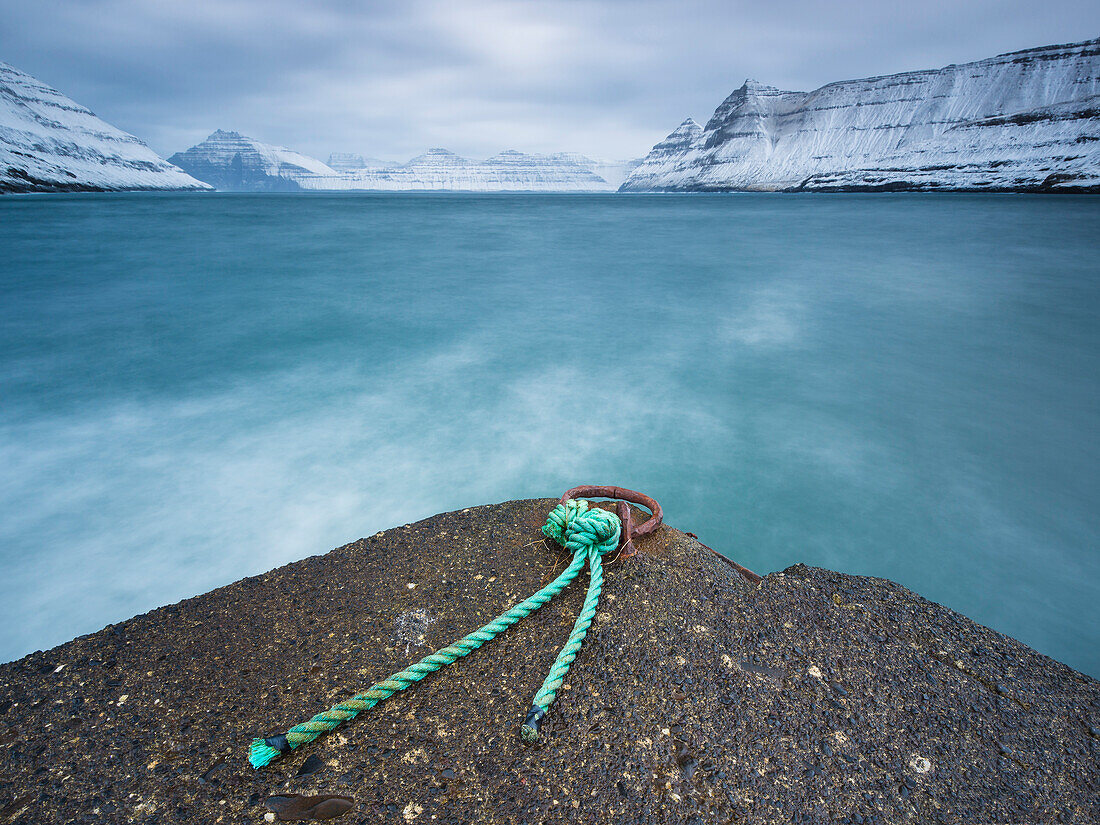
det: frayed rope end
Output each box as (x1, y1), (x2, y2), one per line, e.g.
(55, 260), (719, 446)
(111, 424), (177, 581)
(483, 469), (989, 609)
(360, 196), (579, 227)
(248, 739), (283, 768)
(520, 724), (539, 744)
(520, 705), (545, 745)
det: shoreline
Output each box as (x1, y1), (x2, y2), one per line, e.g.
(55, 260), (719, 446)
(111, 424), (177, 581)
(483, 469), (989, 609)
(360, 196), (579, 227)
(5, 185), (1100, 195)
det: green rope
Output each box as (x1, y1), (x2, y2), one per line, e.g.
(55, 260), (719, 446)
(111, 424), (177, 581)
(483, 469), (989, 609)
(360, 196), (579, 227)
(249, 498), (620, 768)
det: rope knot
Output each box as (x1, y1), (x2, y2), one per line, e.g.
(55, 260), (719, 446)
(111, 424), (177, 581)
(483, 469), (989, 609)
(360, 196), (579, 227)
(542, 498), (621, 557)
(250, 488), (660, 767)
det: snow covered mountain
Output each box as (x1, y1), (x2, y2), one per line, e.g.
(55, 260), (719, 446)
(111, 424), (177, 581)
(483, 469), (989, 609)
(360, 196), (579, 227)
(168, 130), (338, 191)
(0, 61), (208, 193)
(174, 136), (622, 191)
(299, 147), (616, 191)
(621, 38), (1100, 192)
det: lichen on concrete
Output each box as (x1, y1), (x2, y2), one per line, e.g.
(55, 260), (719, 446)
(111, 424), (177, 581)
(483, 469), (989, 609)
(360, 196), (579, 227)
(0, 498), (1097, 823)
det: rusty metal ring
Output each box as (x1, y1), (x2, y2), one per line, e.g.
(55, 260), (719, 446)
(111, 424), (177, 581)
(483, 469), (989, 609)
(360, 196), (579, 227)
(558, 485), (663, 559)
(556, 484), (761, 582)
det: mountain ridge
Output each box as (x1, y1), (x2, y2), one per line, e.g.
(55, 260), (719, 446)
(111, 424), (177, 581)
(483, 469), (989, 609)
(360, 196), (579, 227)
(621, 37), (1100, 192)
(172, 131), (640, 192)
(0, 61), (208, 193)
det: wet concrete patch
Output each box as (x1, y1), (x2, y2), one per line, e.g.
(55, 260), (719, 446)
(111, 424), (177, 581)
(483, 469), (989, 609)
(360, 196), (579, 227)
(295, 754), (325, 777)
(265, 793), (354, 820)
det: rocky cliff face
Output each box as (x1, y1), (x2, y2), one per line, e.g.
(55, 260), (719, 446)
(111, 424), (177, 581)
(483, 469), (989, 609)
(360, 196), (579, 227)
(621, 39), (1100, 192)
(0, 62), (208, 193)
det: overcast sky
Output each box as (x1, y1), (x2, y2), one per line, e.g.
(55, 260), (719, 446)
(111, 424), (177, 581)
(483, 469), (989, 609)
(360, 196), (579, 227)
(2, 0), (1097, 162)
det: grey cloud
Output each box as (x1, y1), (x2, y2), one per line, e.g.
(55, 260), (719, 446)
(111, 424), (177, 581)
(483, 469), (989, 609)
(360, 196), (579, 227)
(1, 0), (1097, 161)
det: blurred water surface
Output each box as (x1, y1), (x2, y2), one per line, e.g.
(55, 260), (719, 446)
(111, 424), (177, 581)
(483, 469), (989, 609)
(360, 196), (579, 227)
(1, 192), (1098, 675)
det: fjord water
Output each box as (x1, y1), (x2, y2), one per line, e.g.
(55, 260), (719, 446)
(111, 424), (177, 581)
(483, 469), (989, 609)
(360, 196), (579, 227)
(1, 193), (1098, 677)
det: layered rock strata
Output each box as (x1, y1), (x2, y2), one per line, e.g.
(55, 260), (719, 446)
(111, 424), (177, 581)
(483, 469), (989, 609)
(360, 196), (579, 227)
(173, 134), (632, 192)
(622, 39), (1100, 192)
(0, 62), (208, 193)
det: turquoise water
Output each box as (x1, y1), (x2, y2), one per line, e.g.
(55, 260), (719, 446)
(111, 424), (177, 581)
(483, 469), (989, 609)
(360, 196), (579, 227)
(1, 192), (1098, 677)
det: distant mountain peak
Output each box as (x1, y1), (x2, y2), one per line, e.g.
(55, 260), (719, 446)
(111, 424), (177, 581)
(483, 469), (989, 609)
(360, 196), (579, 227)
(327, 152), (365, 170)
(738, 79), (786, 95)
(168, 130), (335, 191)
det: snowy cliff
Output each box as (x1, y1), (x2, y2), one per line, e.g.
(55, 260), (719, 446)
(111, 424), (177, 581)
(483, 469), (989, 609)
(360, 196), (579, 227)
(621, 39), (1100, 192)
(174, 136), (627, 192)
(0, 61), (208, 193)
(297, 147), (614, 191)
